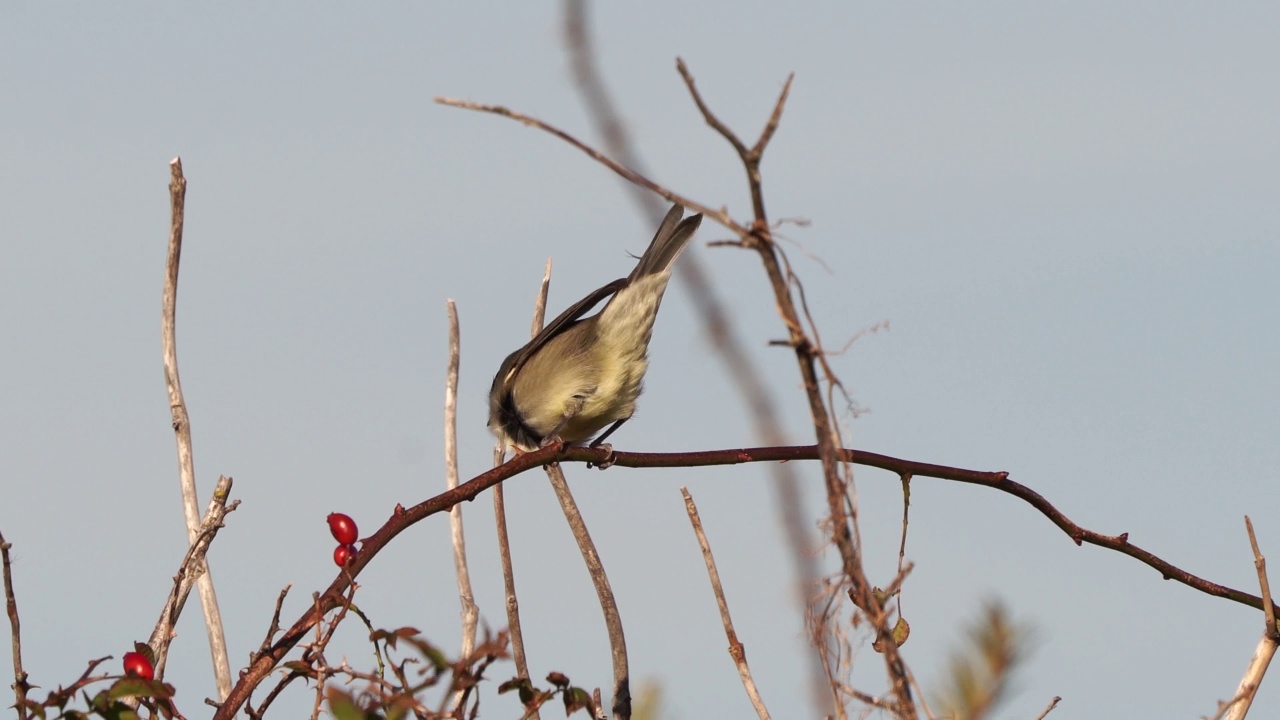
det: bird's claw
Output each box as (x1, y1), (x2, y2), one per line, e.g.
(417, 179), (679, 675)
(587, 442), (616, 470)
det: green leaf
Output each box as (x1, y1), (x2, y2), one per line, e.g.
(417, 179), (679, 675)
(563, 686), (594, 715)
(498, 677), (529, 694)
(326, 687), (370, 720)
(108, 678), (165, 701)
(892, 616), (911, 646)
(130, 643), (156, 666)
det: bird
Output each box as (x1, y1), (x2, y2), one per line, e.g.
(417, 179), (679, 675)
(488, 203), (703, 454)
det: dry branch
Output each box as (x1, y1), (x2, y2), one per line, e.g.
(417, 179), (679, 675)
(444, 300), (479, 714)
(560, 3), (828, 710)
(491, 259), (556, 718)
(211, 441), (1266, 718)
(681, 488), (771, 720)
(1220, 518), (1278, 720)
(148, 475), (238, 677)
(162, 157), (232, 699)
(1, 530), (29, 711)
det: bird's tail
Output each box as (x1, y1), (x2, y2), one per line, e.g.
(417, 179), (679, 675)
(628, 204), (703, 281)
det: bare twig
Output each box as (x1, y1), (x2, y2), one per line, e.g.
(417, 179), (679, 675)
(1033, 696), (1062, 720)
(674, 58), (915, 716)
(544, 463), (630, 718)
(1, 530), (30, 713)
(149, 475), (238, 677)
(508, 259), (630, 718)
(444, 300), (479, 714)
(491, 475), (531, 693)
(560, 3), (827, 711)
(436, 70), (913, 716)
(264, 585), (293, 653)
(434, 97), (744, 236)
(680, 488), (771, 720)
(212, 442), (1267, 718)
(31, 657), (116, 715)
(492, 259), (555, 717)
(904, 665), (938, 720)
(162, 157), (232, 699)
(499, 252), (629, 717)
(1221, 518), (1278, 720)
(1246, 517), (1277, 637)
(897, 474), (912, 621)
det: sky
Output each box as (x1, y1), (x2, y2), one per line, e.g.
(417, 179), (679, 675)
(2, 2), (1278, 718)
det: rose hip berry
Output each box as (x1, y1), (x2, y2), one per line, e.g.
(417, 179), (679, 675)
(334, 544), (357, 567)
(122, 651), (154, 680)
(326, 513), (359, 545)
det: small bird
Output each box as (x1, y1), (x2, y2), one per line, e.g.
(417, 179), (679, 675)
(488, 204), (703, 453)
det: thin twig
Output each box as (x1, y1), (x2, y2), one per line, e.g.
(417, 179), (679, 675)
(905, 665), (938, 720)
(162, 157), (232, 700)
(1246, 517), (1277, 637)
(896, 474), (912, 621)
(1221, 518), (1278, 720)
(516, 257), (630, 718)
(1, 530), (30, 713)
(680, 488), (771, 720)
(149, 476), (237, 677)
(1033, 696), (1062, 720)
(544, 462), (630, 718)
(492, 260), (555, 718)
(256, 585), (293, 656)
(674, 57), (916, 716)
(491, 473), (531, 692)
(434, 97), (744, 237)
(675, 58), (918, 717)
(559, 3), (828, 711)
(437, 70), (909, 717)
(444, 300), (479, 714)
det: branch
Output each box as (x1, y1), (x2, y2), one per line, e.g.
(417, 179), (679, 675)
(491, 259), (556, 717)
(674, 57), (918, 716)
(434, 96), (745, 236)
(162, 157), (232, 699)
(1034, 696), (1062, 720)
(148, 475), (238, 677)
(545, 462), (630, 718)
(1246, 517), (1278, 637)
(681, 488), (771, 720)
(211, 443), (1265, 718)
(444, 300), (479, 715)
(1, 530), (30, 714)
(560, 4), (828, 710)
(1220, 518), (1278, 720)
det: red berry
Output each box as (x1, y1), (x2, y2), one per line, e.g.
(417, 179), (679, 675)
(334, 544), (357, 567)
(326, 513), (359, 545)
(123, 651), (154, 680)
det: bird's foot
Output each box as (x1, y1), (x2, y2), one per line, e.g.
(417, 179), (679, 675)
(537, 435), (567, 465)
(587, 442), (616, 470)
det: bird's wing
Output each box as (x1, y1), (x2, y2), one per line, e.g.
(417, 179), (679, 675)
(502, 277), (628, 383)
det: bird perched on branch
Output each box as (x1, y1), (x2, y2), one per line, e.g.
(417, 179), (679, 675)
(489, 203), (703, 454)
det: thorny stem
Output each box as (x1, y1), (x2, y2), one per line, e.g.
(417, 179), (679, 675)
(211, 442), (1265, 719)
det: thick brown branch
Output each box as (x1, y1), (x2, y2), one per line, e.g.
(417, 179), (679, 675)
(211, 443), (1262, 719)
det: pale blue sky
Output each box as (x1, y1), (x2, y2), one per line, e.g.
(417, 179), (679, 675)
(2, 2), (1278, 718)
